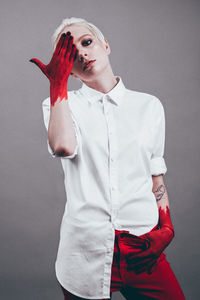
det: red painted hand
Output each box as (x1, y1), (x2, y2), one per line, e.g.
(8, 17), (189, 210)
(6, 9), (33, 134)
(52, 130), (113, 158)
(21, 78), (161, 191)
(29, 31), (77, 106)
(126, 206), (174, 274)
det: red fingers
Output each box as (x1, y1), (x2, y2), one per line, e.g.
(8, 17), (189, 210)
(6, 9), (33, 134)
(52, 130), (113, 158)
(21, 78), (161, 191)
(73, 48), (78, 62)
(64, 35), (73, 58)
(29, 58), (47, 76)
(30, 30), (77, 106)
(128, 252), (154, 265)
(56, 32), (72, 58)
(52, 31), (70, 58)
(54, 32), (76, 63)
(56, 33), (67, 56)
(70, 44), (77, 61)
(127, 247), (153, 262)
(58, 34), (68, 56)
(133, 259), (158, 274)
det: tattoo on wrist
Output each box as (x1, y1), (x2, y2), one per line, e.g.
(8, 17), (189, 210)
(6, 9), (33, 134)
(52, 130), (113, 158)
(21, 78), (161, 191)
(153, 184), (166, 202)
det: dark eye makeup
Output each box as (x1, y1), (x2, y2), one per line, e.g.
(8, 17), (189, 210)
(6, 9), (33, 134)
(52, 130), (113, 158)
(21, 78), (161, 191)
(82, 39), (92, 46)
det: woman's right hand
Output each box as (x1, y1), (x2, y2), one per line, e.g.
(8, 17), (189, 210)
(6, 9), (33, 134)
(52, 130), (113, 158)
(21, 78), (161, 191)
(30, 31), (77, 106)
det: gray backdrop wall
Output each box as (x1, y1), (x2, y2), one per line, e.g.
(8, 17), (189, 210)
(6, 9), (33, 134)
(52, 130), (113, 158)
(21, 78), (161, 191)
(1, 0), (199, 299)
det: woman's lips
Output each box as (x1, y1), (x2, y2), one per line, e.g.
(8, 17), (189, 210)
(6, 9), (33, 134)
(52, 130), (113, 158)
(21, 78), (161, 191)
(83, 60), (96, 71)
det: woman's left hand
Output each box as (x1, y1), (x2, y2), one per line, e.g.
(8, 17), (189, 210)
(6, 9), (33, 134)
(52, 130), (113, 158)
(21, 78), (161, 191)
(126, 226), (174, 274)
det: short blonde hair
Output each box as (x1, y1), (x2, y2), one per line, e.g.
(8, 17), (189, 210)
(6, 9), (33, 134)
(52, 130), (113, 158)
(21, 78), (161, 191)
(51, 17), (105, 50)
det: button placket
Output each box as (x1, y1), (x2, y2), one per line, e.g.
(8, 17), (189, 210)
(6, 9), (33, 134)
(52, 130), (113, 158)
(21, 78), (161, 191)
(102, 95), (120, 229)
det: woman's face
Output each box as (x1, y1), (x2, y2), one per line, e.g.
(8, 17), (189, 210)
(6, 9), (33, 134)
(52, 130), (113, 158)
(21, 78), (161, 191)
(58, 24), (111, 82)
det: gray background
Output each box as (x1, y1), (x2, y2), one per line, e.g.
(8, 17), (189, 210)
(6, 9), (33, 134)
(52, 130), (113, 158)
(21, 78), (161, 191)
(0, 0), (199, 299)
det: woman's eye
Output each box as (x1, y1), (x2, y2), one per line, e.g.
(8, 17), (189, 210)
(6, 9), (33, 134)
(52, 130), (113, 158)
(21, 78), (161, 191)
(82, 39), (92, 46)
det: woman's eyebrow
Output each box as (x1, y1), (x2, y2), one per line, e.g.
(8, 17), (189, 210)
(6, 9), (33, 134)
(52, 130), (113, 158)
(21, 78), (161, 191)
(77, 33), (92, 41)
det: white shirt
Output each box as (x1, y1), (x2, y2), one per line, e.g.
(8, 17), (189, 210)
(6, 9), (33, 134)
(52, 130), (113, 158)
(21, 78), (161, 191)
(42, 76), (167, 299)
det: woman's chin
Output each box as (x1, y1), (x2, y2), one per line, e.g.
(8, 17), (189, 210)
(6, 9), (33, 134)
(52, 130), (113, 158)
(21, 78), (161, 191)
(82, 67), (107, 80)
(79, 71), (98, 81)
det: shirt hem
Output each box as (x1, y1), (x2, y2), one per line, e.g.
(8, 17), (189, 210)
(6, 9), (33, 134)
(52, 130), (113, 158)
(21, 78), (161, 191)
(55, 261), (110, 299)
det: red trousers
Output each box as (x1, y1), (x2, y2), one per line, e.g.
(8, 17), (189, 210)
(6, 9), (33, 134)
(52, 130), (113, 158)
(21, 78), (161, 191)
(60, 225), (186, 300)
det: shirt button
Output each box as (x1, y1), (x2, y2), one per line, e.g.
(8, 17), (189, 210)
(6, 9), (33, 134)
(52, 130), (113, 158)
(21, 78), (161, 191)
(111, 158), (114, 162)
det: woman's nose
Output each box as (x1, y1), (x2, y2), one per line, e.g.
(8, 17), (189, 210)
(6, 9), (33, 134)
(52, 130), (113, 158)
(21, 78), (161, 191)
(74, 51), (87, 63)
(77, 49), (88, 61)
(79, 54), (87, 62)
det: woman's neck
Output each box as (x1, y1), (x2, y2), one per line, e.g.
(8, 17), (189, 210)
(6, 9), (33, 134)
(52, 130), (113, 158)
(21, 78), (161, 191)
(82, 65), (118, 94)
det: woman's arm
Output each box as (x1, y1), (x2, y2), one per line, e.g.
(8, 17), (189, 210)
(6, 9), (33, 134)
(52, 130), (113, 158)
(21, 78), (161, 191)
(48, 99), (77, 156)
(152, 174), (174, 233)
(126, 174), (175, 274)
(152, 174), (170, 211)
(30, 32), (78, 157)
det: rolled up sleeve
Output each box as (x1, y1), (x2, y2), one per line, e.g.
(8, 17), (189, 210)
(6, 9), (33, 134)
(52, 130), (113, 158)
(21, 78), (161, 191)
(42, 97), (80, 159)
(150, 99), (167, 176)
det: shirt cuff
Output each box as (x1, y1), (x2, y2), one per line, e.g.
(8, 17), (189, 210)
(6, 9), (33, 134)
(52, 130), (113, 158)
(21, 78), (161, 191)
(150, 156), (167, 176)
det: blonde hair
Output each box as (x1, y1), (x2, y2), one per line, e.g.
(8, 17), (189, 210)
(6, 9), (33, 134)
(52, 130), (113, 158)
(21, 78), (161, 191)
(51, 17), (105, 50)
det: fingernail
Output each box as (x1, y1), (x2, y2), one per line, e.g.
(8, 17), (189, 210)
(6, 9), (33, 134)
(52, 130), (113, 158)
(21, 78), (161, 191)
(66, 31), (71, 35)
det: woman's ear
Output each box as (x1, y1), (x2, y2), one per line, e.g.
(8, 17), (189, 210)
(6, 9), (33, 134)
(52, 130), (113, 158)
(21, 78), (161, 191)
(104, 38), (111, 55)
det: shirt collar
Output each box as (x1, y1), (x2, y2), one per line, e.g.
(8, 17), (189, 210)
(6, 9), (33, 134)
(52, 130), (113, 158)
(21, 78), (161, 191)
(79, 76), (126, 106)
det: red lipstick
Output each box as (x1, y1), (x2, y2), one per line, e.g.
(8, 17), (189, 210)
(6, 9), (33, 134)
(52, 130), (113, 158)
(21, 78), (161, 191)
(83, 60), (96, 71)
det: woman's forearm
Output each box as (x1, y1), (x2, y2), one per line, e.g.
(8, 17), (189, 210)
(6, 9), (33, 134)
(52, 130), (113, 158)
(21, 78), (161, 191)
(152, 175), (170, 212)
(152, 175), (174, 234)
(48, 98), (77, 157)
(30, 32), (78, 157)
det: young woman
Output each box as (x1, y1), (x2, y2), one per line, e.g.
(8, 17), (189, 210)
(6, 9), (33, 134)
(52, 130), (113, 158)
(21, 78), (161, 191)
(30, 17), (185, 300)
